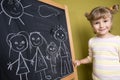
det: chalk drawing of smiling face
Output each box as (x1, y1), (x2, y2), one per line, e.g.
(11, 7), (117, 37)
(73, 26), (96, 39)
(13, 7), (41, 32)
(54, 28), (66, 42)
(2, 0), (23, 17)
(10, 34), (28, 52)
(0, 0), (33, 25)
(30, 33), (43, 47)
(47, 42), (58, 54)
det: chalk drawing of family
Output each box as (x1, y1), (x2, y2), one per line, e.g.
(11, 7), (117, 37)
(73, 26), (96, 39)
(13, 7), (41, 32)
(6, 26), (73, 80)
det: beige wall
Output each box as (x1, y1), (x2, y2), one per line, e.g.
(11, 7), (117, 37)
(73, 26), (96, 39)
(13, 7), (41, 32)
(53, 0), (120, 80)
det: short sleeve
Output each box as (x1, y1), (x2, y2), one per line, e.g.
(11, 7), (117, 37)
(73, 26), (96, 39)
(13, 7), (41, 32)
(87, 38), (93, 62)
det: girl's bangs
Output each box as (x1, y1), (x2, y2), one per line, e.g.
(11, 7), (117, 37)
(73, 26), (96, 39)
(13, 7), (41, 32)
(92, 10), (112, 20)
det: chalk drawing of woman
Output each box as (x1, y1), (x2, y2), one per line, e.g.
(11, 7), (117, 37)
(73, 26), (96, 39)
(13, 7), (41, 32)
(6, 31), (30, 80)
(29, 32), (51, 80)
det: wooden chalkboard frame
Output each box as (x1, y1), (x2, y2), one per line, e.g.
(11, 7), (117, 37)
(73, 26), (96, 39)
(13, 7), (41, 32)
(38, 0), (78, 80)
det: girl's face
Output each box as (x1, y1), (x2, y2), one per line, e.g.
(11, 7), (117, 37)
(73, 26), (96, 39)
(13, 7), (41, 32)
(91, 17), (112, 37)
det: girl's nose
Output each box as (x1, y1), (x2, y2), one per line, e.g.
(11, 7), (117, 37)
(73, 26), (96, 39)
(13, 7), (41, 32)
(99, 22), (104, 28)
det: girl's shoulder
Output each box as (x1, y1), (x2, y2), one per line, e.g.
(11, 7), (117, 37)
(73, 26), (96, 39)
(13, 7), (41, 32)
(115, 35), (120, 41)
(112, 35), (120, 41)
(88, 35), (120, 44)
(88, 37), (96, 45)
(115, 35), (120, 39)
(90, 35), (120, 40)
(89, 37), (97, 42)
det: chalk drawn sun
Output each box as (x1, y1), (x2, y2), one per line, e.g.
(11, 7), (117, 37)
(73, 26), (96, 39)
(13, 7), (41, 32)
(0, 0), (33, 25)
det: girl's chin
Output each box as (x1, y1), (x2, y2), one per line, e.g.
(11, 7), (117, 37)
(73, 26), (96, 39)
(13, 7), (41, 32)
(97, 31), (108, 35)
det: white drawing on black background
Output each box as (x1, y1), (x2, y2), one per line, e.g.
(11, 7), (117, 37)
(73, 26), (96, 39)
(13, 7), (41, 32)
(46, 42), (59, 74)
(0, 0), (33, 25)
(6, 31), (31, 80)
(53, 25), (72, 76)
(38, 5), (60, 18)
(29, 32), (51, 80)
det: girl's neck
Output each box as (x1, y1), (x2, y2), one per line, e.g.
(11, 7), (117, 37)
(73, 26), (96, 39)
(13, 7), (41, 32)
(96, 33), (114, 38)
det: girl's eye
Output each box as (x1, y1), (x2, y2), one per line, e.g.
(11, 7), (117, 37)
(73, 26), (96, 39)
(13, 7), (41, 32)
(104, 20), (108, 22)
(95, 22), (99, 24)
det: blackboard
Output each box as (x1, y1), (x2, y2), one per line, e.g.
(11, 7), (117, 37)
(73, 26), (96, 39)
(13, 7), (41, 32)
(0, 0), (78, 80)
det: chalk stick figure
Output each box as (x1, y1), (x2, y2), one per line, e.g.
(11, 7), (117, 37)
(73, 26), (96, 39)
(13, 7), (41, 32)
(29, 32), (51, 80)
(6, 31), (31, 80)
(52, 25), (72, 76)
(46, 42), (59, 74)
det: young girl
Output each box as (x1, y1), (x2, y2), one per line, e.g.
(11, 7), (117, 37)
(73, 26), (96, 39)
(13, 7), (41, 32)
(74, 4), (120, 80)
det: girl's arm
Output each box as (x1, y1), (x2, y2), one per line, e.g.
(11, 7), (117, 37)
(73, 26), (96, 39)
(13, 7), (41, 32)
(74, 56), (92, 67)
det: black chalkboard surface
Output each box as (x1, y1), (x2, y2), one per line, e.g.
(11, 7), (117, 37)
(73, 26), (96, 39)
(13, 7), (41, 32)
(0, 0), (78, 80)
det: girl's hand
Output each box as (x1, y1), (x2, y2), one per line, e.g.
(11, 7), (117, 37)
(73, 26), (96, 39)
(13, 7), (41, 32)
(73, 60), (81, 67)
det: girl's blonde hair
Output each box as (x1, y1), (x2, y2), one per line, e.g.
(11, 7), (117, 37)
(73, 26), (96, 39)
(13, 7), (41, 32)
(85, 4), (119, 22)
